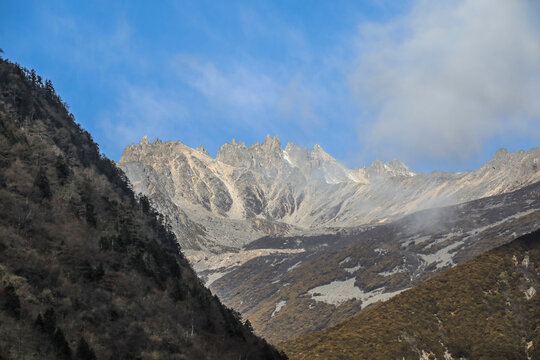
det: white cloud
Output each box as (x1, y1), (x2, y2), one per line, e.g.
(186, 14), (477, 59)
(98, 84), (187, 151)
(352, 0), (540, 164)
(171, 54), (331, 134)
(172, 55), (280, 114)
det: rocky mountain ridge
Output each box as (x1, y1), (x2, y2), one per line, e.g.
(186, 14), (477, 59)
(119, 135), (540, 343)
(119, 135), (540, 256)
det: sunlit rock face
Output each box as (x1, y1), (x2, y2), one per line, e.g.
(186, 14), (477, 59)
(119, 137), (540, 343)
(119, 136), (540, 255)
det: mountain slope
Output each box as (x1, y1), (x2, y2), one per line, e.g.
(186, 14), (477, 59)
(208, 181), (540, 343)
(119, 135), (540, 257)
(281, 229), (540, 360)
(0, 59), (286, 359)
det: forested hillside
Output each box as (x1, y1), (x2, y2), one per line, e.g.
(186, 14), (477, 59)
(0, 58), (286, 359)
(281, 230), (540, 360)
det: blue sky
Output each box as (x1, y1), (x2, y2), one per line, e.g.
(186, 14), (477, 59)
(2, 0), (539, 172)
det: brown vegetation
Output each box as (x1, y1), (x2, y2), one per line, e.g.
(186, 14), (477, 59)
(211, 184), (540, 344)
(281, 230), (540, 359)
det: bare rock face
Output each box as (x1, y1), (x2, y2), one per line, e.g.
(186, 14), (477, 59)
(119, 136), (540, 344)
(118, 136), (540, 256)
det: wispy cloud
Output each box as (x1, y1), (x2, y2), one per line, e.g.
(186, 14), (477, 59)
(98, 84), (187, 153)
(278, 75), (322, 128)
(170, 54), (333, 137)
(352, 0), (540, 166)
(14, 1), (537, 169)
(43, 10), (141, 72)
(172, 55), (280, 114)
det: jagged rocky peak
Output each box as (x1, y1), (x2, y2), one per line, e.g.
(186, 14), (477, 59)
(217, 135), (284, 168)
(285, 142), (302, 152)
(136, 134), (166, 147)
(490, 147), (539, 164)
(120, 135), (195, 164)
(285, 142), (309, 165)
(119, 135), (153, 162)
(217, 138), (252, 167)
(261, 134), (282, 152)
(246, 134), (282, 154)
(478, 148), (540, 178)
(386, 159), (416, 176)
(310, 143), (337, 163)
(493, 148), (509, 158)
(196, 145), (211, 157)
(230, 137), (247, 147)
(134, 135), (192, 149)
(251, 134), (284, 164)
(366, 158), (416, 178)
(132, 135), (162, 149)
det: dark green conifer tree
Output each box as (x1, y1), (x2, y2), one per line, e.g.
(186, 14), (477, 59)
(3, 285), (20, 319)
(52, 328), (72, 359)
(76, 337), (97, 360)
(34, 167), (52, 199)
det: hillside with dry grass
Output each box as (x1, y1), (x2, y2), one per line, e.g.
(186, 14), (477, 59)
(281, 230), (540, 360)
(0, 58), (286, 359)
(208, 184), (540, 344)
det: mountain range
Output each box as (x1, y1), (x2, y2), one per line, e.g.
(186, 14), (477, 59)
(119, 135), (540, 258)
(119, 134), (540, 345)
(3, 54), (539, 359)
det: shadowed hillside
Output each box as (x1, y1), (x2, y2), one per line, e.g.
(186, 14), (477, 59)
(281, 230), (540, 360)
(0, 58), (286, 359)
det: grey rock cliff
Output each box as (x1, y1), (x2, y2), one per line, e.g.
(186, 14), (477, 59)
(118, 136), (540, 257)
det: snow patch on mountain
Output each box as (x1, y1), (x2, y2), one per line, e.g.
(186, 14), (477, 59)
(307, 278), (408, 308)
(464, 209), (539, 238)
(287, 261), (302, 272)
(308, 278), (364, 305)
(379, 265), (407, 277)
(419, 241), (464, 269)
(283, 150), (294, 166)
(344, 265), (362, 274)
(271, 300), (287, 317)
